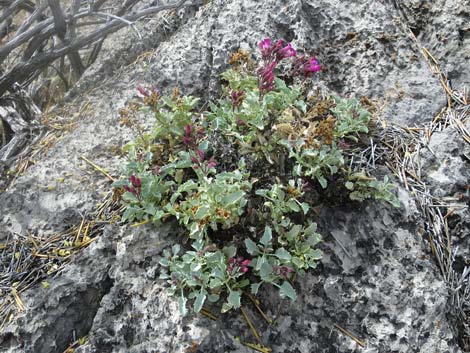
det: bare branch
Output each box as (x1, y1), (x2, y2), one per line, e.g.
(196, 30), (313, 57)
(66, 0), (85, 77)
(91, 0), (108, 12)
(15, 1), (48, 35)
(0, 0), (27, 25)
(0, 0), (196, 96)
(47, 0), (66, 40)
(0, 17), (55, 63)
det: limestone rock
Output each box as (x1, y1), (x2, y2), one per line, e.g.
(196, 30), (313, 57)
(1, 0), (469, 352)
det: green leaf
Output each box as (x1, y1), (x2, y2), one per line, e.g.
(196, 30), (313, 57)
(345, 181), (354, 190)
(194, 205), (210, 220)
(279, 281), (297, 301)
(318, 175), (328, 189)
(223, 245), (237, 258)
(274, 187), (285, 202)
(286, 224), (302, 240)
(260, 226), (272, 247)
(237, 279), (250, 288)
(251, 282), (262, 295)
(228, 290), (241, 309)
(255, 256), (265, 271)
(309, 249), (323, 260)
(205, 251), (222, 264)
(292, 256), (304, 268)
(122, 192), (139, 203)
(198, 140), (209, 152)
(306, 234), (322, 247)
(275, 248), (291, 261)
(245, 238), (259, 255)
(178, 294), (188, 317)
(259, 261), (273, 279)
(208, 278), (223, 288)
(221, 191), (245, 206)
(175, 169), (184, 184)
(178, 180), (198, 193)
(159, 272), (170, 279)
(295, 100), (307, 113)
(194, 290), (207, 313)
(303, 222), (317, 235)
(182, 252), (195, 264)
(287, 200), (300, 212)
(221, 302), (232, 313)
(172, 244), (181, 255)
(207, 294), (220, 303)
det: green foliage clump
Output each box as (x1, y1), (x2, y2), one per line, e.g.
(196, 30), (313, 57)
(114, 45), (399, 316)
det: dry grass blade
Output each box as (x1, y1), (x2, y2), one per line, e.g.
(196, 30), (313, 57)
(0, 190), (123, 331)
(334, 323), (365, 347)
(80, 155), (116, 182)
(241, 342), (272, 353)
(240, 306), (261, 342)
(374, 90), (470, 350)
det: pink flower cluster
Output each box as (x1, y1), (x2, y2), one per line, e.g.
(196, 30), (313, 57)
(231, 90), (245, 110)
(183, 124), (193, 145)
(273, 265), (294, 279)
(136, 85), (158, 97)
(191, 149), (217, 173)
(123, 175), (141, 196)
(258, 61), (277, 92)
(228, 257), (251, 275)
(182, 124), (205, 150)
(258, 38), (297, 62)
(293, 55), (321, 77)
(257, 38), (321, 95)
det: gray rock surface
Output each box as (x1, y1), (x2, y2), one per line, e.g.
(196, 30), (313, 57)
(1, 0), (469, 352)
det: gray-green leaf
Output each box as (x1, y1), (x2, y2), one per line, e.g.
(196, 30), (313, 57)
(245, 238), (259, 255)
(259, 261), (273, 279)
(275, 248), (292, 261)
(279, 281), (297, 301)
(178, 294), (188, 316)
(194, 290), (206, 313)
(222, 191), (245, 205)
(251, 282), (262, 295)
(228, 290), (241, 309)
(260, 226), (272, 247)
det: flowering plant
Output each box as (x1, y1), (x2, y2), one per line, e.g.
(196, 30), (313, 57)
(115, 38), (399, 316)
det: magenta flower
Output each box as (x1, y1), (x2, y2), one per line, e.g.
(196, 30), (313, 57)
(231, 90), (245, 109)
(236, 118), (246, 126)
(258, 38), (272, 59)
(197, 149), (205, 161)
(258, 61), (277, 92)
(137, 86), (149, 97)
(259, 38), (297, 63)
(271, 39), (286, 54)
(338, 140), (350, 150)
(206, 157), (217, 169)
(182, 124), (193, 145)
(227, 257), (251, 275)
(276, 43), (297, 61)
(130, 175), (141, 188)
(273, 265), (294, 278)
(123, 175), (142, 198)
(123, 185), (136, 194)
(303, 57), (321, 76)
(293, 55), (321, 78)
